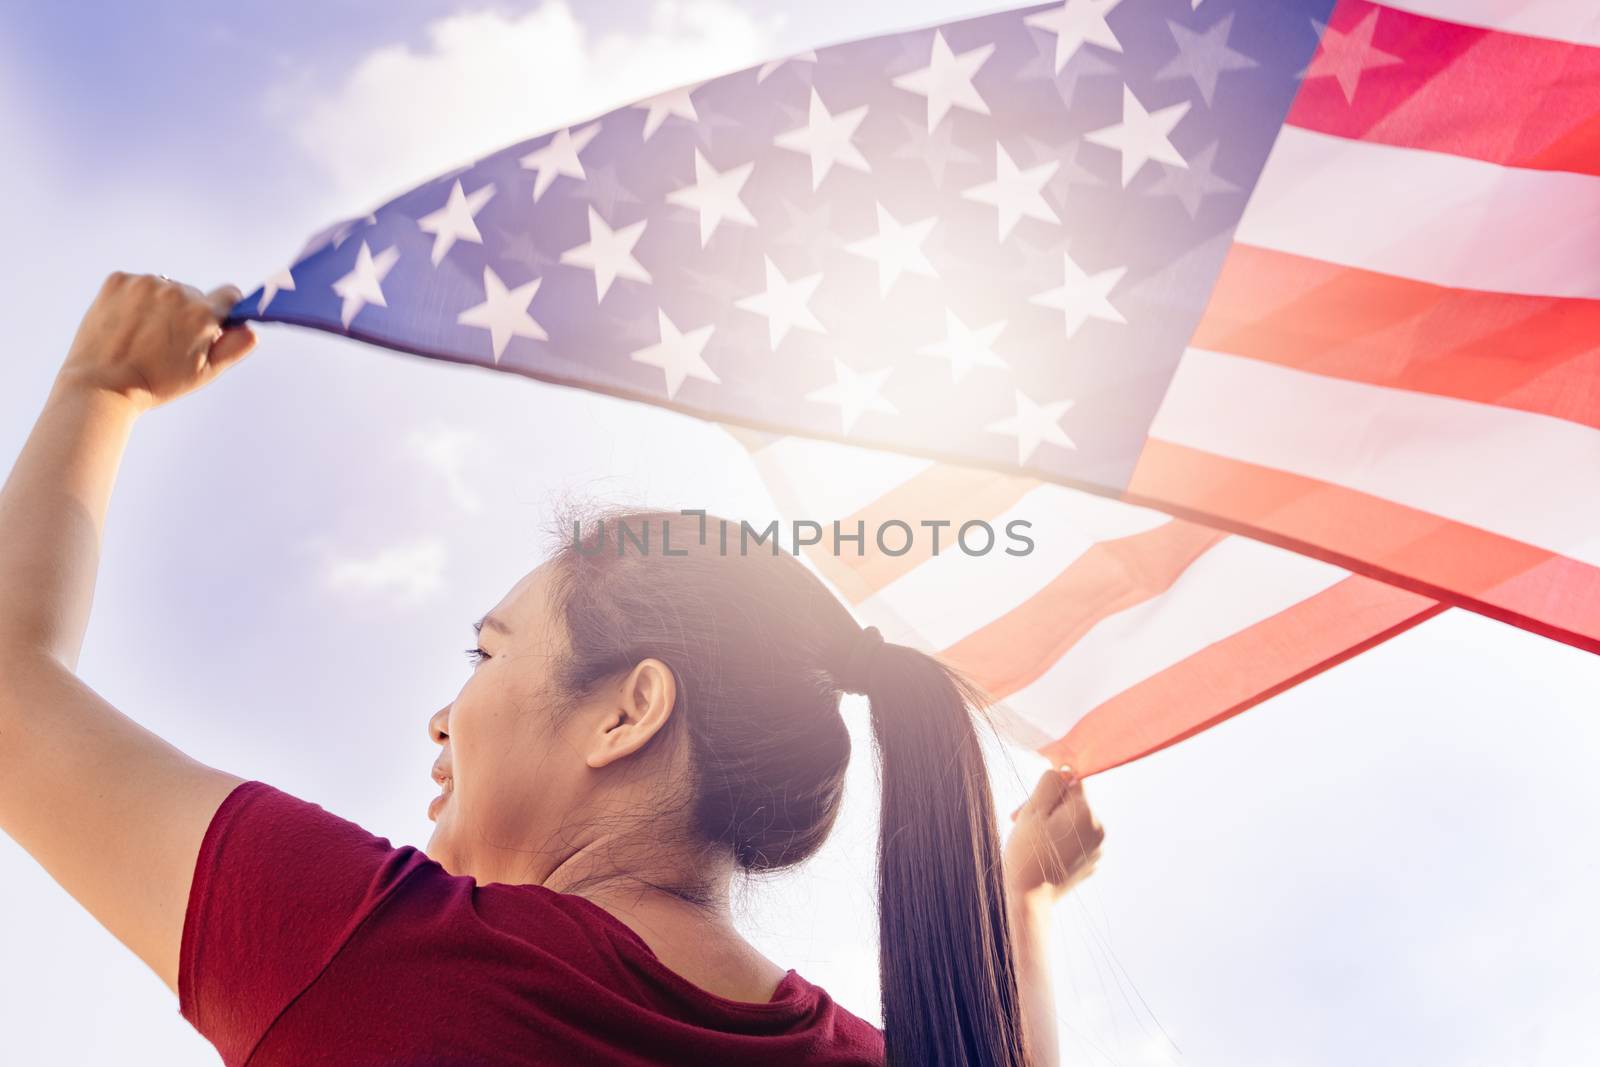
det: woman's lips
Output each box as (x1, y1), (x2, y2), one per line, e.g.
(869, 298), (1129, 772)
(427, 777), (453, 821)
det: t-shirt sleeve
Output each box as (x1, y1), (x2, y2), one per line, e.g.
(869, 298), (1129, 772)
(178, 780), (433, 1064)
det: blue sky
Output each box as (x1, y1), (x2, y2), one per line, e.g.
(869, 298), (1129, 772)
(2, 2), (1599, 1064)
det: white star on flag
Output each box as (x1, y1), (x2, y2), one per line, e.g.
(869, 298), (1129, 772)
(774, 88), (871, 190)
(844, 202), (939, 296)
(417, 180), (496, 265)
(632, 85), (699, 141)
(1304, 9), (1405, 104)
(1029, 250), (1127, 337)
(1146, 140), (1237, 217)
(757, 50), (818, 83)
(1085, 84), (1191, 186)
(455, 266), (546, 363)
(920, 308), (1009, 382)
(665, 150), (758, 247)
(258, 266), (295, 313)
(559, 206), (652, 302)
(630, 309), (718, 398)
(332, 242), (400, 327)
(519, 122), (602, 202)
(1024, 0), (1126, 74)
(985, 388), (1077, 463)
(961, 144), (1061, 241)
(1156, 13), (1259, 107)
(805, 357), (898, 432)
(735, 256), (825, 351)
(891, 30), (996, 132)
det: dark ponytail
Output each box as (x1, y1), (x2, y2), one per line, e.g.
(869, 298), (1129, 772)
(545, 505), (1030, 1065)
(834, 629), (1030, 1067)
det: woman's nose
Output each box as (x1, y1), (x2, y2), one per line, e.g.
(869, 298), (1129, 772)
(428, 704), (451, 745)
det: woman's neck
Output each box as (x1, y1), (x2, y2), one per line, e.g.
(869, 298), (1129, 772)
(539, 826), (732, 912)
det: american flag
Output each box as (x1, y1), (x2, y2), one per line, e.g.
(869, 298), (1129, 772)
(231, 0), (1598, 772)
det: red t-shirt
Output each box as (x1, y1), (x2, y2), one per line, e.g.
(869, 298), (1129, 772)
(179, 780), (885, 1065)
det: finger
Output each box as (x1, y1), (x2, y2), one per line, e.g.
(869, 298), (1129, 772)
(1033, 767), (1076, 811)
(1011, 769), (1064, 823)
(1063, 784), (1096, 832)
(205, 284), (244, 322)
(1070, 811), (1105, 858)
(207, 324), (257, 370)
(161, 279), (218, 338)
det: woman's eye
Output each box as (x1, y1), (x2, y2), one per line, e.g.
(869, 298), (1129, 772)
(463, 647), (489, 667)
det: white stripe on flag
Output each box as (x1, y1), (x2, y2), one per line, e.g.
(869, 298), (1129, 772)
(1148, 348), (1600, 565)
(858, 483), (1169, 649)
(748, 433), (932, 522)
(1375, 0), (1600, 47)
(1235, 125), (1600, 299)
(1002, 534), (1351, 737)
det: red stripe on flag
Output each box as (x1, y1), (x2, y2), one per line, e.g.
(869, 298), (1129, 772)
(1195, 244), (1600, 431)
(1126, 438), (1600, 653)
(1043, 574), (1446, 776)
(1289, 0), (1600, 177)
(938, 520), (1227, 699)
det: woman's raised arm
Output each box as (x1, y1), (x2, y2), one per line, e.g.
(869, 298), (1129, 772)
(1003, 767), (1106, 1067)
(0, 273), (257, 994)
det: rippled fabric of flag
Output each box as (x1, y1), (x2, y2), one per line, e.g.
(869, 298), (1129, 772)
(231, 0), (1600, 771)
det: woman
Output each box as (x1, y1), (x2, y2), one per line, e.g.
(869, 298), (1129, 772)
(0, 274), (1105, 1065)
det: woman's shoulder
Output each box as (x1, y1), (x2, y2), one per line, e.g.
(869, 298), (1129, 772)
(396, 878), (884, 1041)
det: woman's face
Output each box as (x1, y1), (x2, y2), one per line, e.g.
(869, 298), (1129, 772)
(423, 563), (593, 882)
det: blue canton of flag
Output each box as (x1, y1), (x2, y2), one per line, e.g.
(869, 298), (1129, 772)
(233, 0), (1332, 494)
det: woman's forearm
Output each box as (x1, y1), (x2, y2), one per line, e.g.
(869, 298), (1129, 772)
(1005, 770), (1103, 1064)
(0, 368), (142, 670)
(1009, 888), (1060, 1067)
(0, 278), (251, 996)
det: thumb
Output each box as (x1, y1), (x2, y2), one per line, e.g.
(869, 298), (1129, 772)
(207, 324), (258, 372)
(205, 284), (244, 320)
(200, 284), (256, 371)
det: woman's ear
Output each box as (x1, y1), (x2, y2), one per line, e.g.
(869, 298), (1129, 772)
(584, 658), (677, 769)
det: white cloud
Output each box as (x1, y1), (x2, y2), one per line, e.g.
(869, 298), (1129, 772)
(406, 423), (491, 513)
(322, 536), (450, 605)
(271, 0), (782, 208)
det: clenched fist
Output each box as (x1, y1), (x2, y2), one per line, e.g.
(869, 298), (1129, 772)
(58, 272), (256, 413)
(1003, 767), (1105, 904)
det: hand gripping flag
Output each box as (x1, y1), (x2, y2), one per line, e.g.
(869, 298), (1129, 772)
(231, 0), (1598, 771)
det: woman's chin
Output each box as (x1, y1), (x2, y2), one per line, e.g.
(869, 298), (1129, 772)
(424, 804), (455, 856)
